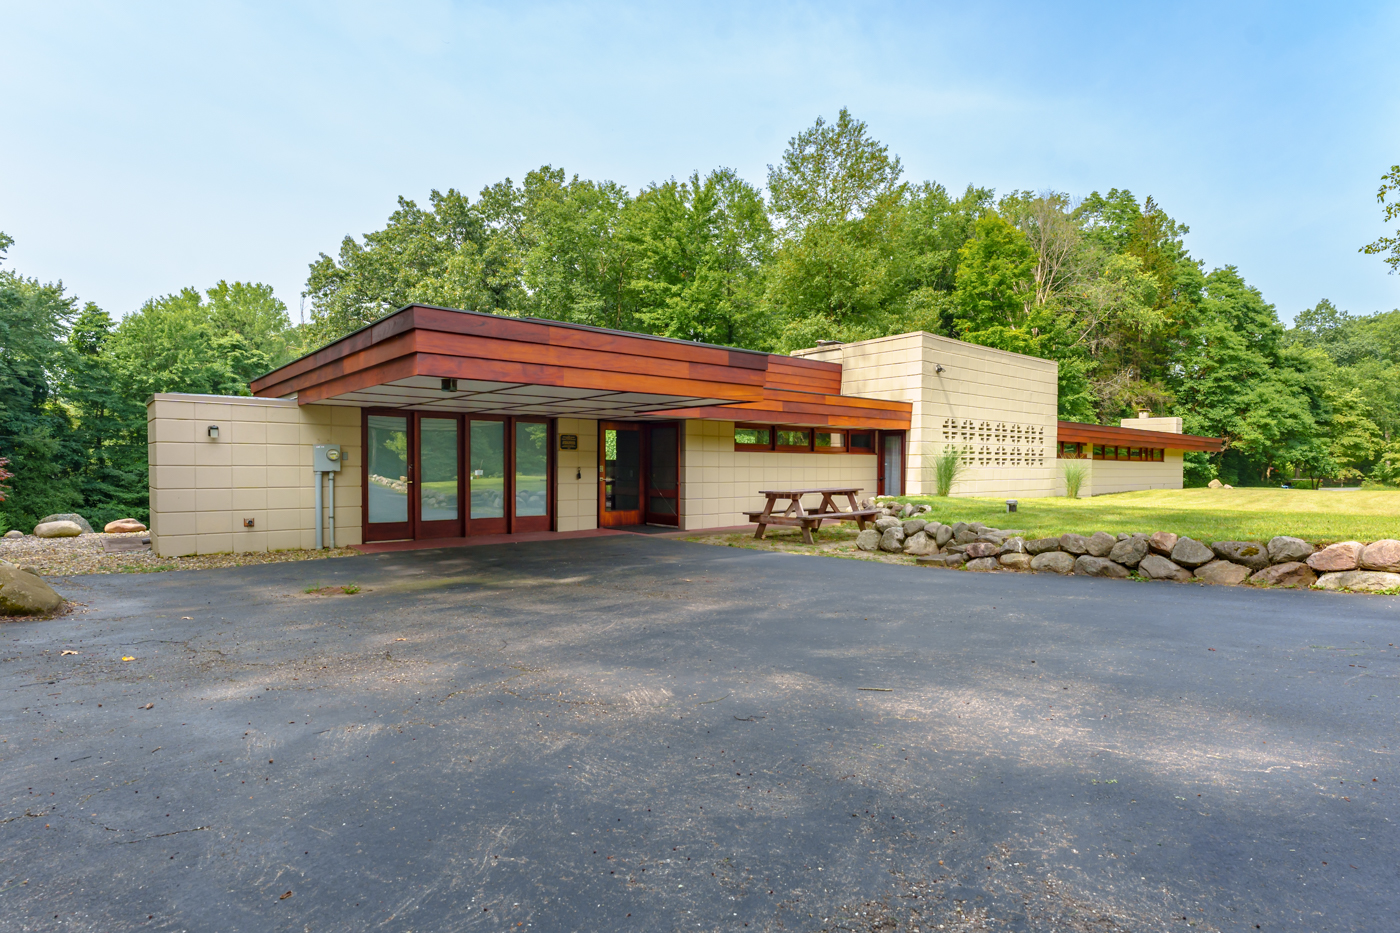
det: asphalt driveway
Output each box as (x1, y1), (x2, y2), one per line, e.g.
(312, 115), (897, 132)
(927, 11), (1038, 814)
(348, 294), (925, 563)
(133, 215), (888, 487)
(3, 536), (1398, 932)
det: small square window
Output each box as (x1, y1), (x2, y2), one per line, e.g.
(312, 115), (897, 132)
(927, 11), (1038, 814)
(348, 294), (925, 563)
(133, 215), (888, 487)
(734, 425), (772, 451)
(849, 431), (874, 452)
(815, 431), (845, 450)
(776, 428), (811, 451)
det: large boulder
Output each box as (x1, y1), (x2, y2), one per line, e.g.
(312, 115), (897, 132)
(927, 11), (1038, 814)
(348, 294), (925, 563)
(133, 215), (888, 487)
(1266, 536), (1314, 564)
(1026, 537), (1060, 555)
(1314, 570), (1400, 594)
(1207, 478), (1224, 489)
(1194, 560), (1251, 586)
(1074, 555), (1130, 578)
(39, 513), (93, 534)
(1249, 562), (1317, 588)
(879, 528), (906, 553)
(1085, 532), (1117, 558)
(1210, 541), (1270, 571)
(104, 518), (147, 534)
(1138, 554), (1193, 582)
(1360, 540), (1400, 573)
(965, 557), (1000, 572)
(873, 516), (902, 532)
(0, 566), (63, 616)
(933, 525), (955, 548)
(1148, 531), (1179, 556)
(901, 518), (927, 536)
(34, 520), (82, 539)
(999, 553), (1032, 571)
(964, 542), (1000, 559)
(3, 530), (21, 539)
(1108, 535), (1149, 568)
(1059, 533), (1090, 555)
(1170, 537), (1215, 569)
(1030, 551), (1076, 574)
(902, 531), (937, 557)
(855, 529), (881, 552)
(1307, 542), (1364, 573)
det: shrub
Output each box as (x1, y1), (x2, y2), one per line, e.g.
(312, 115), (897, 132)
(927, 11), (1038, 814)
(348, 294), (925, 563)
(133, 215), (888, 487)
(1061, 461), (1088, 499)
(924, 445), (967, 497)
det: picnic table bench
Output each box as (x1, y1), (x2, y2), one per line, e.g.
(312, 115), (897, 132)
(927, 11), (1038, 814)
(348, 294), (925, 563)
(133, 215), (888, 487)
(744, 487), (881, 545)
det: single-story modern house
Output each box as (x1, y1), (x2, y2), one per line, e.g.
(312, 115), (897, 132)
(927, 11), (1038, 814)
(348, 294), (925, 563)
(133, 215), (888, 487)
(145, 305), (1222, 557)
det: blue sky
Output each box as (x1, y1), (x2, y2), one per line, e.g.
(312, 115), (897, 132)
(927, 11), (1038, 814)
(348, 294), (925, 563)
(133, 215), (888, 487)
(2, 1), (1397, 325)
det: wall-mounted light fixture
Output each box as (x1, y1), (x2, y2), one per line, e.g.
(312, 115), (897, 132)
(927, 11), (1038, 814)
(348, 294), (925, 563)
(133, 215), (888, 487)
(576, 468), (582, 480)
(243, 518), (255, 528)
(207, 425), (220, 439)
(934, 364), (945, 374)
(441, 378), (458, 392)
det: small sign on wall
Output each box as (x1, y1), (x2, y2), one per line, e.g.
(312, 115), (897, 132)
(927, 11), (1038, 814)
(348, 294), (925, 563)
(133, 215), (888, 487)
(559, 434), (578, 450)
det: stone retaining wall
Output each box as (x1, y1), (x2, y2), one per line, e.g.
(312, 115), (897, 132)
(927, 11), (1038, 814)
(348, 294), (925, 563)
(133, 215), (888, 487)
(855, 501), (1400, 594)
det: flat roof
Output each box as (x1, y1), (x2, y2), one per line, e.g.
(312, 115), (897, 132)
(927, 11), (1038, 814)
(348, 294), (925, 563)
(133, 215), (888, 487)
(1058, 420), (1224, 452)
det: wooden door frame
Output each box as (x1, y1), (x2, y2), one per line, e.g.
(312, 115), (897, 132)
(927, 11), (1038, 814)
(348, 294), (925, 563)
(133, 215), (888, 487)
(464, 415), (508, 537)
(509, 416), (553, 534)
(877, 430), (907, 497)
(413, 412), (466, 540)
(598, 420), (644, 527)
(362, 408), (415, 542)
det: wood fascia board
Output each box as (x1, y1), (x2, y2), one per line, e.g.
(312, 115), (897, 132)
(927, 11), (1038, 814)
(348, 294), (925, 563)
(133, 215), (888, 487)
(648, 403), (911, 429)
(756, 387), (912, 413)
(294, 356), (421, 403)
(1057, 420), (1223, 452)
(412, 330), (767, 389)
(254, 330), (418, 399)
(250, 307), (415, 393)
(418, 353), (763, 401)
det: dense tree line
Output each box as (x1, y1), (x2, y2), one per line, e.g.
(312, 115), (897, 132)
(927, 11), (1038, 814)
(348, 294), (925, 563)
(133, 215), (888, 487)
(2, 113), (1396, 530)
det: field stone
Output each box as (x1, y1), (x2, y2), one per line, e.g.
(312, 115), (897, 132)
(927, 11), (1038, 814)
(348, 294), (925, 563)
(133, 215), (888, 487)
(934, 525), (955, 547)
(901, 519), (927, 536)
(1138, 554), (1193, 582)
(1313, 570), (1400, 593)
(1108, 535), (1149, 568)
(1026, 537), (1061, 555)
(873, 516), (902, 531)
(941, 553), (967, 569)
(965, 557), (1000, 572)
(3, 530), (21, 539)
(1148, 531), (1179, 556)
(969, 522), (987, 531)
(901, 503), (917, 518)
(34, 521), (83, 539)
(1059, 533), (1090, 555)
(104, 518), (147, 534)
(1207, 478), (1224, 489)
(1194, 560), (1251, 586)
(945, 544), (968, 554)
(1360, 539), (1400, 573)
(1073, 555), (1129, 578)
(902, 531), (937, 557)
(964, 542), (1000, 559)
(954, 528), (979, 545)
(1085, 532), (1117, 557)
(39, 513), (94, 534)
(1267, 536), (1314, 564)
(855, 529), (881, 551)
(1170, 537), (1215, 569)
(998, 536), (1027, 555)
(879, 528), (906, 552)
(0, 565), (64, 616)
(1031, 551), (1076, 574)
(1211, 541), (1270, 571)
(999, 553), (1033, 571)
(951, 522), (969, 536)
(1249, 562), (1316, 588)
(1307, 542), (1364, 573)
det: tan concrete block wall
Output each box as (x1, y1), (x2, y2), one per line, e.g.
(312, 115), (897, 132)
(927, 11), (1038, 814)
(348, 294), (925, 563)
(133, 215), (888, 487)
(1051, 452), (1185, 497)
(1120, 415), (1183, 434)
(678, 420), (879, 531)
(147, 394), (363, 557)
(795, 332), (1059, 498)
(555, 418), (599, 532)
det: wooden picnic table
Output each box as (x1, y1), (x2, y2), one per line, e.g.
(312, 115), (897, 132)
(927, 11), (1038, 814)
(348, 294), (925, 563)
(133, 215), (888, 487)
(744, 487), (881, 545)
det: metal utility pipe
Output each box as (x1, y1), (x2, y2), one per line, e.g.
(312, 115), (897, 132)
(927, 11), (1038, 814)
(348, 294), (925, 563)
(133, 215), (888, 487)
(314, 470), (324, 550)
(327, 471), (336, 549)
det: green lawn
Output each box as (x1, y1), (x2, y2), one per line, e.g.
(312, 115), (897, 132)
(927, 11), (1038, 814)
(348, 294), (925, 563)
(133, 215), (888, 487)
(896, 488), (1400, 544)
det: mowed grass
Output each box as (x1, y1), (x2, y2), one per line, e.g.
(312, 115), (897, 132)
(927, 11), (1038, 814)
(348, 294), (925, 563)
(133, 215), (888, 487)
(899, 488), (1400, 545)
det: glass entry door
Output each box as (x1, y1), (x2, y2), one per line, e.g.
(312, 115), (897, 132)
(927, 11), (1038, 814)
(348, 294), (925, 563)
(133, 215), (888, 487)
(366, 414), (412, 541)
(644, 423), (679, 526)
(880, 431), (905, 497)
(415, 415), (461, 539)
(599, 421), (642, 527)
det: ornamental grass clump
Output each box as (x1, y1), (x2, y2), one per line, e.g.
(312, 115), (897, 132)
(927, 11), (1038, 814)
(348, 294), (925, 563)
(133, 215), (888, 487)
(1061, 461), (1088, 499)
(925, 445), (967, 497)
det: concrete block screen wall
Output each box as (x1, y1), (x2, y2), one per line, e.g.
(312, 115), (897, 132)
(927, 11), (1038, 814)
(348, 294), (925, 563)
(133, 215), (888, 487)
(147, 394), (362, 557)
(794, 333), (1059, 498)
(678, 420), (879, 531)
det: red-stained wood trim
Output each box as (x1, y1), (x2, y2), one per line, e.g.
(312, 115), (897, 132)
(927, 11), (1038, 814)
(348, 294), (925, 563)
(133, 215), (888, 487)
(1056, 420), (1223, 452)
(418, 354), (763, 401)
(298, 356), (421, 403)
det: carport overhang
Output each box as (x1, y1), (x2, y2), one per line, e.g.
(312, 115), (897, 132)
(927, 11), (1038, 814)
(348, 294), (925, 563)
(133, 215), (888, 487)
(250, 305), (912, 428)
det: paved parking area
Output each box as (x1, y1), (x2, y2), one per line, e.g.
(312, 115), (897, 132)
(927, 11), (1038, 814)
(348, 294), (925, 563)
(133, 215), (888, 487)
(3, 537), (1398, 932)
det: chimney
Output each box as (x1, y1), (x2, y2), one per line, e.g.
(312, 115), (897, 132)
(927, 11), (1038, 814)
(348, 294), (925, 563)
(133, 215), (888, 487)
(1137, 410), (1150, 419)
